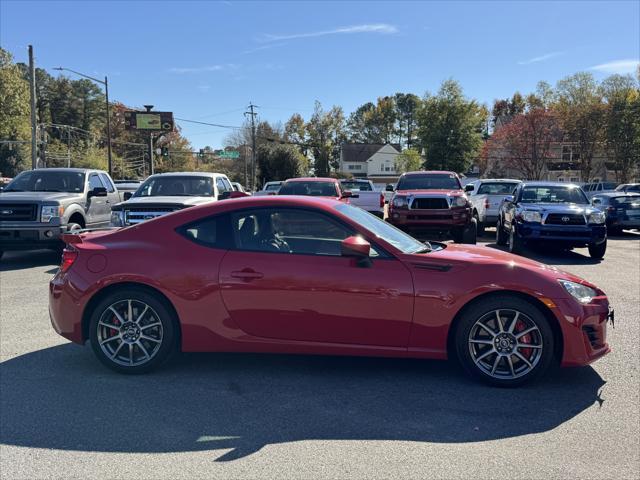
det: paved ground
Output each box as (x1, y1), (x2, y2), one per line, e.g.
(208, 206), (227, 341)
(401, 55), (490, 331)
(1, 233), (639, 479)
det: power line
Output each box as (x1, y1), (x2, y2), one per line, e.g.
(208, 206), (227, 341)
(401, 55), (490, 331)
(174, 117), (241, 129)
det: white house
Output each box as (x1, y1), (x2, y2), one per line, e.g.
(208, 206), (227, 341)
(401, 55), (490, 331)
(339, 143), (401, 179)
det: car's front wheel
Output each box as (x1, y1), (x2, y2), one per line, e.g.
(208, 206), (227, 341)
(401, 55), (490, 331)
(508, 225), (524, 254)
(496, 218), (508, 245)
(89, 288), (178, 374)
(455, 295), (555, 387)
(588, 239), (607, 260)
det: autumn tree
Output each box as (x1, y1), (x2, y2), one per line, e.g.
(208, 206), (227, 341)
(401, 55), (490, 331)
(306, 101), (345, 176)
(395, 148), (423, 173)
(417, 79), (487, 173)
(394, 93), (421, 148)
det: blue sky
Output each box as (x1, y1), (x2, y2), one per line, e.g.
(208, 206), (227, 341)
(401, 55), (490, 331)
(1, 0), (639, 149)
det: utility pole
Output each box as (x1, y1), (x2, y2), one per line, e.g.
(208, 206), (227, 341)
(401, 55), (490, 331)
(28, 45), (37, 170)
(245, 103), (258, 191)
(104, 76), (113, 176)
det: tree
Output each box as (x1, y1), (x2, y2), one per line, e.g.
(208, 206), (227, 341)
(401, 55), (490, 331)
(346, 102), (378, 143)
(0, 48), (31, 176)
(395, 148), (422, 173)
(306, 101), (345, 176)
(417, 79), (487, 173)
(257, 143), (306, 183)
(555, 72), (606, 182)
(600, 74), (640, 182)
(284, 113), (307, 155)
(394, 93), (421, 148)
(484, 107), (562, 180)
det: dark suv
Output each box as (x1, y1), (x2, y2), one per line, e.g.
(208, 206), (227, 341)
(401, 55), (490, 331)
(496, 181), (607, 259)
(0, 168), (119, 258)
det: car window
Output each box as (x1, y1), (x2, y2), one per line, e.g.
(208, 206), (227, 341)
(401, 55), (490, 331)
(477, 182), (520, 195)
(341, 181), (372, 191)
(135, 176), (214, 197)
(603, 183), (617, 190)
(89, 173), (106, 190)
(230, 208), (379, 257)
(178, 216), (225, 248)
(4, 170), (85, 193)
(216, 177), (230, 194)
(99, 173), (115, 193)
(222, 178), (233, 192)
(520, 186), (588, 204)
(396, 173), (461, 190)
(278, 181), (338, 196)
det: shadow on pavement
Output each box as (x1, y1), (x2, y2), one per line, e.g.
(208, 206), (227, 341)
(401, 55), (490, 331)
(0, 344), (605, 461)
(483, 242), (604, 266)
(0, 250), (60, 272)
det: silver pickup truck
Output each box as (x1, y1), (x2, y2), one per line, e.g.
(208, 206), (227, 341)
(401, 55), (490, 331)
(340, 179), (384, 218)
(464, 179), (521, 235)
(0, 168), (120, 258)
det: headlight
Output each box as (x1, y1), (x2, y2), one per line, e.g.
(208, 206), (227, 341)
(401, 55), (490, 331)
(522, 211), (542, 223)
(392, 196), (408, 208)
(453, 196), (468, 207)
(588, 211), (606, 224)
(110, 210), (124, 227)
(41, 205), (63, 222)
(559, 279), (598, 304)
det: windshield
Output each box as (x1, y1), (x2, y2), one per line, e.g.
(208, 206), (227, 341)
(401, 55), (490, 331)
(265, 183), (281, 191)
(3, 170), (85, 193)
(335, 203), (430, 254)
(520, 186), (588, 204)
(397, 174), (461, 191)
(279, 181), (338, 197)
(133, 176), (214, 197)
(341, 181), (372, 191)
(477, 182), (519, 195)
(612, 196), (640, 206)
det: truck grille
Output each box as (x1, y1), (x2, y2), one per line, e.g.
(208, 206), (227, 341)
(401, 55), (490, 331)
(411, 198), (449, 210)
(545, 213), (585, 225)
(124, 207), (177, 225)
(0, 204), (37, 221)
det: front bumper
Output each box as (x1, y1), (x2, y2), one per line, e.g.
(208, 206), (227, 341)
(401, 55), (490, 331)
(0, 223), (64, 250)
(517, 222), (606, 245)
(553, 295), (612, 367)
(388, 207), (471, 230)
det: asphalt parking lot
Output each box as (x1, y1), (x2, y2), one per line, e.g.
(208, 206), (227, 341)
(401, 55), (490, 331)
(1, 233), (639, 479)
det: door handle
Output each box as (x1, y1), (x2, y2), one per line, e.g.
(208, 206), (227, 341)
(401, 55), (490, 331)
(230, 270), (264, 280)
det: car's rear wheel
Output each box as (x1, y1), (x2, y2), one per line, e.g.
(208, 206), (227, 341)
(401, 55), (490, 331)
(89, 289), (177, 374)
(454, 295), (555, 387)
(496, 218), (508, 245)
(588, 239), (607, 260)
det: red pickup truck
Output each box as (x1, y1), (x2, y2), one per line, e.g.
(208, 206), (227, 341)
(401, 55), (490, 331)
(387, 171), (477, 243)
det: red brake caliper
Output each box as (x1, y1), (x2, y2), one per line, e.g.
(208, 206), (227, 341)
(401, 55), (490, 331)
(515, 320), (532, 359)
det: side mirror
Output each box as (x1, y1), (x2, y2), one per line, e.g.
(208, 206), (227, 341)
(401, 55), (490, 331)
(123, 191), (133, 201)
(504, 194), (515, 203)
(385, 184), (395, 192)
(464, 184), (474, 193)
(229, 191), (250, 198)
(218, 191), (232, 200)
(342, 190), (357, 199)
(88, 186), (107, 198)
(592, 198), (602, 206)
(341, 236), (371, 258)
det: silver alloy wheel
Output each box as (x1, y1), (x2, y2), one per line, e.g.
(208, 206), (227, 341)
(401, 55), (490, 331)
(97, 299), (163, 367)
(468, 309), (543, 379)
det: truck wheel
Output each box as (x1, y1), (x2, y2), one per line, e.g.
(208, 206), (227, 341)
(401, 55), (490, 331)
(496, 218), (508, 246)
(462, 218), (477, 244)
(508, 226), (524, 254)
(474, 214), (485, 236)
(588, 240), (606, 260)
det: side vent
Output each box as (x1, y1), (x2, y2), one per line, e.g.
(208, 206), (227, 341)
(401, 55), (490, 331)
(410, 263), (452, 272)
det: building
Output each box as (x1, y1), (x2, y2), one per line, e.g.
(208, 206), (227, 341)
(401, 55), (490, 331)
(339, 143), (401, 182)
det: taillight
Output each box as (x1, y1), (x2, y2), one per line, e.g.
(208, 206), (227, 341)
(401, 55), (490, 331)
(380, 193), (385, 208)
(484, 198), (490, 209)
(60, 248), (78, 273)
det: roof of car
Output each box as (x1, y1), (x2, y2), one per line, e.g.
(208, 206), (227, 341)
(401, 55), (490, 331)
(403, 170), (458, 176)
(521, 181), (582, 188)
(593, 191), (640, 198)
(21, 168), (101, 174)
(477, 178), (522, 183)
(284, 177), (338, 182)
(146, 172), (226, 178)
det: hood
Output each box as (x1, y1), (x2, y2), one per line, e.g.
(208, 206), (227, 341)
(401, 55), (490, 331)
(0, 191), (84, 203)
(395, 189), (464, 196)
(114, 195), (215, 208)
(519, 203), (597, 215)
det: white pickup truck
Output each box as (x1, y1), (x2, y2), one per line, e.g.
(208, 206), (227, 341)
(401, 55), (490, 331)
(340, 179), (385, 218)
(464, 179), (521, 235)
(253, 181), (283, 197)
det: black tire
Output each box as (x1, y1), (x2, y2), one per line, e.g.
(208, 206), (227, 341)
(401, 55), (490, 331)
(462, 218), (477, 244)
(496, 218), (508, 246)
(588, 239), (607, 260)
(0, 250), (4, 261)
(508, 225), (524, 254)
(454, 294), (555, 387)
(474, 214), (485, 237)
(89, 288), (178, 374)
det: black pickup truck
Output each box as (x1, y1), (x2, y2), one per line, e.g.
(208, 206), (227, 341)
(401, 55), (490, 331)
(0, 168), (120, 258)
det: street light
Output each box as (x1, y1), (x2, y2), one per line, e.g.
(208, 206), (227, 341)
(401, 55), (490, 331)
(53, 67), (113, 176)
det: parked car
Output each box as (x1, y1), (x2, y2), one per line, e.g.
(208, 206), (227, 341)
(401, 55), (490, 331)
(253, 181), (283, 196)
(496, 182), (607, 258)
(0, 168), (119, 259)
(614, 183), (640, 194)
(50, 195), (613, 387)
(387, 171), (476, 243)
(112, 179), (142, 202)
(110, 172), (235, 227)
(592, 192), (640, 234)
(231, 182), (246, 193)
(464, 179), (521, 236)
(340, 179), (384, 217)
(278, 177), (354, 202)
(582, 181), (618, 198)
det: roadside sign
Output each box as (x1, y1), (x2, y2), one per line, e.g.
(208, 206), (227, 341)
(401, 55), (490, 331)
(124, 111), (174, 131)
(217, 150), (240, 159)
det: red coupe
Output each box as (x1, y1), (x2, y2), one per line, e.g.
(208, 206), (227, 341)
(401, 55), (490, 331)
(49, 196), (612, 386)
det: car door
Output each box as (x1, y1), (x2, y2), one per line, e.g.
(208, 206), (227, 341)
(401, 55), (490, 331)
(218, 207), (415, 347)
(99, 173), (120, 219)
(86, 173), (108, 227)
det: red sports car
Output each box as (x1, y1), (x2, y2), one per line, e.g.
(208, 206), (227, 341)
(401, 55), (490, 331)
(49, 196), (612, 386)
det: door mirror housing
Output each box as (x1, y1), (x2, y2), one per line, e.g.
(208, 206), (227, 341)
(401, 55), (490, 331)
(385, 184), (395, 192)
(504, 194), (515, 204)
(341, 236), (370, 257)
(88, 186), (107, 198)
(341, 190), (354, 199)
(464, 184), (475, 193)
(123, 191), (133, 201)
(592, 198), (602, 206)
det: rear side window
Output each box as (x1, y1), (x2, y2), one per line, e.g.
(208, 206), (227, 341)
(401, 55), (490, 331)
(216, 177), (231, 194)
(89, 173), (105, 190)
(178, 215), (231, 248)
(99, 173), (115, 193)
